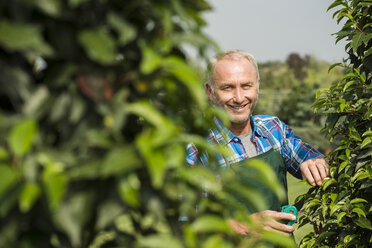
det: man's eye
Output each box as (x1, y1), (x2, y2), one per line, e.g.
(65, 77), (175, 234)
(221, 86), (232, 90)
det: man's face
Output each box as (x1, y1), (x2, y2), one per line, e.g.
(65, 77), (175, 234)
(206, 58), (259, 125)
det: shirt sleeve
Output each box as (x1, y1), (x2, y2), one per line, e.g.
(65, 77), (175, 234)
(281, 121), (324, 179)
(186, 143), (198, 166)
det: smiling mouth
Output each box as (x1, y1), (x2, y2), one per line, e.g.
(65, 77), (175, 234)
(227, 103), (248, 110)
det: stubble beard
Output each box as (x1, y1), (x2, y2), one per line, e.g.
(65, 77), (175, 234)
(210, 92), (258, 125)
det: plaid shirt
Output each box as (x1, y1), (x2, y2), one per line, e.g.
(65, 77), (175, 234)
(186, 115), (324, 179)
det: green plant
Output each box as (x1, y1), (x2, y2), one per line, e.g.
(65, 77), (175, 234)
(0, 1), (295, 247)
(299, 0), (372, 247)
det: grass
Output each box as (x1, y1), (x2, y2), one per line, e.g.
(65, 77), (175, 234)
(286, 174), (313, 245)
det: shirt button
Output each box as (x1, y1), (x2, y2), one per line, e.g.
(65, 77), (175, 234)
(233, 138), (239, 142)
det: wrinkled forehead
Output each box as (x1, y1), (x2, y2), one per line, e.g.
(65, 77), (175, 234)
(213, 58), (258, 81)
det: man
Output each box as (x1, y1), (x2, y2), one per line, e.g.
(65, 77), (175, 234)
(186, 50), (329, 236)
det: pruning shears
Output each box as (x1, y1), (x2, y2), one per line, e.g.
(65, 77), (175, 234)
(279, 198), (305, 226)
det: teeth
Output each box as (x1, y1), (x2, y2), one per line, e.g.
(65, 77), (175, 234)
(230, 104), (247, 109)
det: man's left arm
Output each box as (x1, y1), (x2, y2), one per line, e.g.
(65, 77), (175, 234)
(282, 122), (329, 186)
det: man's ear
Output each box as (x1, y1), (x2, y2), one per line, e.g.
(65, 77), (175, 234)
(205, 83), (213, 102)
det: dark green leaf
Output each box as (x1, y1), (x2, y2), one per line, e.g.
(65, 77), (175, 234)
(107, 13), (137, 46)
(0, 164), (18, 199)
(78, 28), (117, 65)
(355, 217), (372, 230)
(351, 32), (364, 53)
(100, 146), (141, 177)
(0, 20), (53, 57)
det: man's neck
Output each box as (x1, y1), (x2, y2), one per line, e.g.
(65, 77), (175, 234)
(229, 121), (251, 136)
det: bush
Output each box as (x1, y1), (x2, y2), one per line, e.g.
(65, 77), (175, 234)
(299, 1), (372, 247)
(0, 1), (294, 247)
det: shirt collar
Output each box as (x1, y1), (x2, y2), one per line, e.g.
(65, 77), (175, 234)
(211, 116), (267, 145)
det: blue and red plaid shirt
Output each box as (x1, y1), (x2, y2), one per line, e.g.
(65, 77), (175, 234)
(186, 115), (324, 179)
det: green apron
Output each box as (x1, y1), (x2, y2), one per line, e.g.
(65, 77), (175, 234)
(225, 126), (288, 213)
(228, 148), (288, 213)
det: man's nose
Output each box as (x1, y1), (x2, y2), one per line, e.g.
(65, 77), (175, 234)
(233, 88), (244, 103)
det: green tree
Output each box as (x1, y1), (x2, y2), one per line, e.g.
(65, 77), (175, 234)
(0, 1), (294, 247)
(299, 1), (372, 247)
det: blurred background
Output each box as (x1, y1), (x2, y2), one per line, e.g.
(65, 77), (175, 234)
(203, 0), (346, 62)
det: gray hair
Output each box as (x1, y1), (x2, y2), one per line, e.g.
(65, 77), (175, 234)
(206, 49), (260, 88)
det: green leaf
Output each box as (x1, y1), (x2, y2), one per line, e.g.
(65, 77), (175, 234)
(190, 215), (230, 233)
(361, 137), (372, 149)
(115, 214), (135, 235)
(118, 174), (140, 208)
(0, 164), (18, 199)
(0, 20), (53, 57)
(19, 183), (41, 213)
(327, 0), (343, 12)
(323, 178), (337, 190)
(351, 32), (364, 53)
(330, 204), (344, 216)
(350, 198), (368, 205)
(107, 13), (137, 46)
(78, 28), (117, 65)
(355, 217), (372, 230)
(100, 146), (141, 177)
(8, 119), (38, 157)
(352, 208), (366, 217)
(54, 192), (94, 247)
(362, 129), (372, 137)
(27, 0), (62, 17)
(337, 212), (347, 224)
(50, 93), (70, 122)
(162, 56), (206, 109)
(338, 161), (348, 173)
(351, 169), (369, 182)
(0, 147), (9, 161)
(126, 101), (175, 131)
(136, 131), (166, 189)
(95, 201), (123, 230)
(23, 86), (49, 116)
(137, 234), (183, 248)
(140, 45), (163, 74)
(344, 234), (359, 244)
(261, 230), (296, 247)
(343, 80), (355, 91)
(365, 47), (372, 57)
(42, 163), (67, 211)
(328, 62), (342, 73)
(363, 33), (372, 46)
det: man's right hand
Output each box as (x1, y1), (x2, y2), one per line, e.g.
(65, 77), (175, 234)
(229, 210), (296, 236)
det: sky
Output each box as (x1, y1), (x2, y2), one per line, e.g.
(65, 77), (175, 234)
(202, 0), (348, 63)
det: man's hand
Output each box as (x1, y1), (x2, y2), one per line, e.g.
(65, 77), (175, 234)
(300, 158), (329, 186)
(228, 210), (296, 236)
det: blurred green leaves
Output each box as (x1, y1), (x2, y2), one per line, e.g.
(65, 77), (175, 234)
(0, 0), (291, 247)
(78, 28), (117, 65)
(8, 119), (38, 157)
(0, 20), (53, 58)
(0, 164), (17, 199)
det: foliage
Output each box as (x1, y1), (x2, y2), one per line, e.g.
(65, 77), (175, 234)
(299, 0), (372, 247)
(0, 0), (294, 247)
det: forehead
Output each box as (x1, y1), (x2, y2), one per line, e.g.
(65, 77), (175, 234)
(213, 58), (258, 83)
